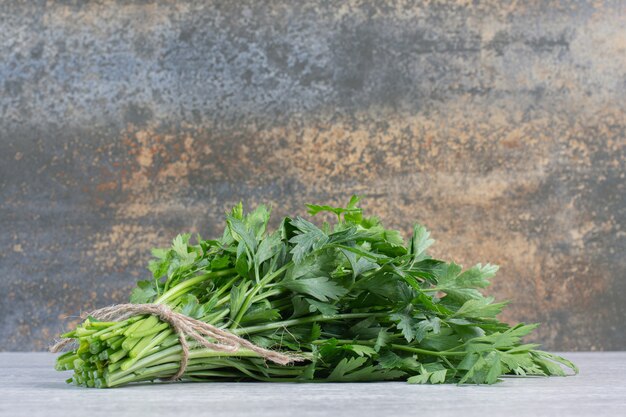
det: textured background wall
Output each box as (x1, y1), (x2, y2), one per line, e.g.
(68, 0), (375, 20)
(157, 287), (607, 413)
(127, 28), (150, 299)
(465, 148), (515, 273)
(0, 0), (624, 351)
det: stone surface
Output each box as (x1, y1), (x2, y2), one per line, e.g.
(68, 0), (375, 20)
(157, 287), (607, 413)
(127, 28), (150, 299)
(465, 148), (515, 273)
(0, 352), (625, 417)
(0, 1), (624, 351)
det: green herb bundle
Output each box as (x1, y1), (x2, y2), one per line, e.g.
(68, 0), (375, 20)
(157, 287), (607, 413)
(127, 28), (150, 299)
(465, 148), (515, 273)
(54, 196), (577, 387)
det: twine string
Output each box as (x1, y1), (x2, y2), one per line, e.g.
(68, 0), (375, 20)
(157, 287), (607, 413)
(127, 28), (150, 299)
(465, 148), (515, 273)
(50, 303), (303, 381)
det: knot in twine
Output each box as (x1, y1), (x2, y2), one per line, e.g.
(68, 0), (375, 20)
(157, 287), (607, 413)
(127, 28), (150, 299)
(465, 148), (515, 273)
(51, 303), (304, 381)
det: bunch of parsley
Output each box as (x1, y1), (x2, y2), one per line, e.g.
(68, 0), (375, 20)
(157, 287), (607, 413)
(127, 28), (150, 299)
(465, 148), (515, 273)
(55, 196), (576, 387)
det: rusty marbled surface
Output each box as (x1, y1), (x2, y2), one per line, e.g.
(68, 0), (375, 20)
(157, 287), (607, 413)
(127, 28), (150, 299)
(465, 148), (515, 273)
(0, 0), (624, 351)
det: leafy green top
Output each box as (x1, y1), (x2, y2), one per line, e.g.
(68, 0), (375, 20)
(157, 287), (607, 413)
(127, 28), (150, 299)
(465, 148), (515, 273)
(127, 196), (577, 385)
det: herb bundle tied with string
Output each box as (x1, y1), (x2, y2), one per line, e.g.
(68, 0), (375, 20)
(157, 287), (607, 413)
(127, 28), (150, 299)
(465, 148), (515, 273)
(54, 196), (577, 388)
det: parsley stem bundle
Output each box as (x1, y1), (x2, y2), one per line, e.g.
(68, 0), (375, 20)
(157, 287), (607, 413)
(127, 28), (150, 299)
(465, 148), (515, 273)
(54, 196), (577, 387)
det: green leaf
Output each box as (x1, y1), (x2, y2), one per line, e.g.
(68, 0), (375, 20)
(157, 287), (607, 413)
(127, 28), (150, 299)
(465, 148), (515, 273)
(353, 272), (400, 302)
(430, 369), (447, 384)
(289, 217), (329, 264)
(298, 358), (318, 381)
(244, 205), (271, 239)
(229, 282), (250, 322)
(171, 234), (197, 266)
(458, 351), (505, 385)
(171, 234), (188, 258)
(255, 232), (280, 266)
(281, 277), (348, 302)
(178, 294), (206, 319)
(227, 215), (257, 253)
(374, 329), (391, 352)
(340, 248), (378, 279)
(459, 354), (489, 384)
(307, 204), (347, 218)
(408, 224), (434, 261)
(129, 280), (157, 304)
(378, 350), (421, 372)
(346, 194), (361, 209)
(349, 317), (382, 339)
(454, 297), (508, 319)
(415, 316), (441, 342)
(378, 350), (405, 369)
(309, 323), (322, 341)
(307, 195), (363, 223)
(532, 350), (579, 375)
(343, 344), (377, 357)
(148, 258), (169, 279)
(407, 371), (430, 384)
(234, 242), (250, 277)
(327, 357), (404, 382)
(229, 201), (244, 220)
(151, 247), (169, 259)
(420, 333), (463, 351)
(306, 298), (339, 316)
(327, 357), (367, 380)
(457, 263), (499, 288)
(366, 226), (406, 256)
(437, 263), (499, 303)
(390, 309), (416, 342)
(210, 255), (231, 270)
(289, 296), (311, 318)
(485, 352), (503, 384)
(468, 324), (539, 352)
(407, 364), (447, 384)
(286, 250), (335, 281)
(458, 352), (479, 371)
(239, 306), (281, 325)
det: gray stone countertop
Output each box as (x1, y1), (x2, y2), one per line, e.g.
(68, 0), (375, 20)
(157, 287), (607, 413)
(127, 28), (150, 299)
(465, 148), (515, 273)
(1, 352), (624, 417)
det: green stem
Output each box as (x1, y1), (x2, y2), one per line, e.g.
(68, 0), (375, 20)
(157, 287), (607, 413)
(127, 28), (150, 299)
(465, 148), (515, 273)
(312, 338), (465, 358)
(107, 347), (266, 386)
(155, 268), (236, 304)
(234, 312), (388, 335)
(230, 263), (291, 329)
(390, 344), (465, 357)
(252, 288), (284, 303)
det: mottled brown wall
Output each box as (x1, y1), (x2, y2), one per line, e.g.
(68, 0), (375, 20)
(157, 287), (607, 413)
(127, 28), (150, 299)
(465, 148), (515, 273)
(0, 0), (624, 351)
